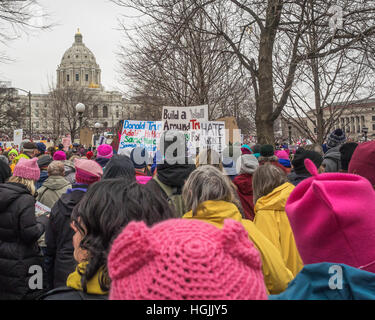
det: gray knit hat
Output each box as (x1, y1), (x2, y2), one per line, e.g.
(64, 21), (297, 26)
(327, 129), (346, 149)
(236, 154), (259, 175)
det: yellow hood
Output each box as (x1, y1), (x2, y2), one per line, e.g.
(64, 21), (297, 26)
(183, 200), (242, 228)
(255, 182), (295, 212)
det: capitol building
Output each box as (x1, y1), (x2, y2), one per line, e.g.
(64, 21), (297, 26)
(13, 30), (143, 140)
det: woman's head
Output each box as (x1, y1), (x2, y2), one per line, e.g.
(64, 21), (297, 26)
(8, 176), (36, 195)
(47, 161), (65, 177)
(252, 164), (287, 204)
(102, 155), (136, 182)
(70, 179), (176, 292)
(182, 165), (239, 215)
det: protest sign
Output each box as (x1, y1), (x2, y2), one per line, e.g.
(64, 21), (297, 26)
(118, 120), (162, 156)
(13, 129), (23, 151)
(62, 135), (71, 151)
(35, 201), (51, 217)
(199, 121), (226, 154)
(162, 105), (208, 131)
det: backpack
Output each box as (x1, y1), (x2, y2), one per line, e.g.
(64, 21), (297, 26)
(153, 176), (186, 217)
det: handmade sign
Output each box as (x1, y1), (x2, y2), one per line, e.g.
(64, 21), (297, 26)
(62, 135), (72, 152)
(162, 105), (208, 131)
(118, 120), (162, 156)
(13, 129), (23, 151)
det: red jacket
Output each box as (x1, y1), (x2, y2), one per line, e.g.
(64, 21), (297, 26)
(233, 173), (255, 221)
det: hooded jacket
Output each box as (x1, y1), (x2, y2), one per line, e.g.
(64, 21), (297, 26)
(95, 157), (111, 169)
(63, 160), (76, 184)
(0, 182), (48, 300)
(183, 200), (294, 294)
(233, 173), (255, 221)
(44, 184), (88, 290)
(254, 182), (303, 277)
(287, 170), (311, 186)
(322, 145), (342, 173)
(37, 176), (72, 209)
(270, 263), (375, 300)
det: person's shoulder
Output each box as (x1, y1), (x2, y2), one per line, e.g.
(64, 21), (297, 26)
(40, 286), (108, 300)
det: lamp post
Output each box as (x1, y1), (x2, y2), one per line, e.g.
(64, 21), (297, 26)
(75, 103), (85, 143)
(288, 124), (292, 145)
(362, 127), (369, 142)
(94, 122), (101, 146)
(11, 87), (32, 139)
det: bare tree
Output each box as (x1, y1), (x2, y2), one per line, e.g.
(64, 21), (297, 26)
(112, 0), (375, 144)
(115, 0), (255, 131)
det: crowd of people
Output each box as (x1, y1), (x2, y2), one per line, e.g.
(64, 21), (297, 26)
(0, 127), (375, 300)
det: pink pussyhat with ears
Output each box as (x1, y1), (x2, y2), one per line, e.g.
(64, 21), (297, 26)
(286, 158), (375, 273)
(108, 219), (268, 300)
(13, 157), (40, 181)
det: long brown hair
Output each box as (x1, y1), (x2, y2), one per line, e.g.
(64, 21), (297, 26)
(252, 164), (287, 205)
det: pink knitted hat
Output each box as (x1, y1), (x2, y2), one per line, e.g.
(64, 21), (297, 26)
(108, 219), (268, 300)
(74, 159), (103, 185)
(13, 157), (40, 181)
(275, 150), (289, 160)
(97, 144), (113, 159)
(286, 158), (375, 273)
(53, 151), (67, 161)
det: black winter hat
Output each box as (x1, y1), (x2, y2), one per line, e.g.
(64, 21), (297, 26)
(339, 142), (358, 171)
(252, 144), (261, 154)
(260, 144), (274, 157)
(292, 149), (323, 174)
(0, 160), (11, 183)
(23, 142), (38, 151)
(37, 155), (53, 169)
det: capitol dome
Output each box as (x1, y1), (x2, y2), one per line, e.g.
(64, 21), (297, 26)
(57, 29), (102, 89)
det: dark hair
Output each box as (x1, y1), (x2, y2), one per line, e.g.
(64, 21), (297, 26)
(102, 154), (136, 182)
(71, 179), (176, 292)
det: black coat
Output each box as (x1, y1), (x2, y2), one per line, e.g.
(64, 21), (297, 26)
(39, 286), (107, 300)
(0, 182), (48, 300)
(45, 184), (88, 289)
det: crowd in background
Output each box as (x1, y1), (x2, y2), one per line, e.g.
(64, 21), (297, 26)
(0, 127), (375, 300)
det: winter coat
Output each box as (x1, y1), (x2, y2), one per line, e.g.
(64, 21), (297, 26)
(0, 182), (48, 300)
(183, 200), (294, 294)
(36, 170), (49, 189)
(322, 145), (342, 173)
(254, 182), (303, 277)
(63, 161), (76, 185)
(44, 184), (88, 290)
(287, 170), (311, 186)
(258, 156), (290, 174)
(233, 173), (255, 220)
(40, 262), (108, 300)
(37, 176), (72, 209)
(270, 263), (375, 300)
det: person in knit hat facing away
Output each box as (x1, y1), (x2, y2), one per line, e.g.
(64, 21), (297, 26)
(252, 163), (303, 277)
(339, 142), (358, 173)
(0, 158), (49, 299)
(288, 148), (324, 186)
(53, 151), (77, 185)
(258, 144), (289, 174)
(270, 158), (375, 300)
(36, 155), (53, 189)
(233, 154), (259, 221)
(102, 155), (137, 185)
(44, 159), (103, 290)
(348, 141), (375, 187)
(36, 142), (47, 158)
(108, 218), (268, 300)
(86, 151), (94, 160)
(241, 144), (252, 155)
(275, 150), (291, 174)
(42, 179), (176, 299)
(130, 147), (153, 184)
(95, 144), (113, 169)
(182, 165), (293, 294)
(322, 128), (346, 172)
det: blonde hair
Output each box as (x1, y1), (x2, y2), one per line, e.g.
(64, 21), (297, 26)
(195, 148), (223, 171)
(8, 175), (36, 196)
(252, 163), (287, 205)
(182, 165), (242, 216)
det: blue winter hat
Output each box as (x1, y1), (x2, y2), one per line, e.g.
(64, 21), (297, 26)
(36, 142), (46, 153)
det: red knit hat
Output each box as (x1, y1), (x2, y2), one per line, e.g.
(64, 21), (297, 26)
(74, 159), (103, 185)
(86, 151), (94, 160)
(348, 141), (375, 185)
(108, 219), (268, 300)
(13, 157), (40, 181)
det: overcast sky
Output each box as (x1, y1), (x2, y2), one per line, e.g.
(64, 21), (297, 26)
(0, 0), (132, 94)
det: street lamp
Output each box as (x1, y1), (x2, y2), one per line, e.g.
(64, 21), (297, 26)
(362, 127), (369, 142)
(75, 103), (85, 144)
(11, 87), (32, 139)
(288, 125), (292, 145)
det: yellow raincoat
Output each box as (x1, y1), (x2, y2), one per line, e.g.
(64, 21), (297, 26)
(183, 200), (294, 294)
(254, 182), (303, 277)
